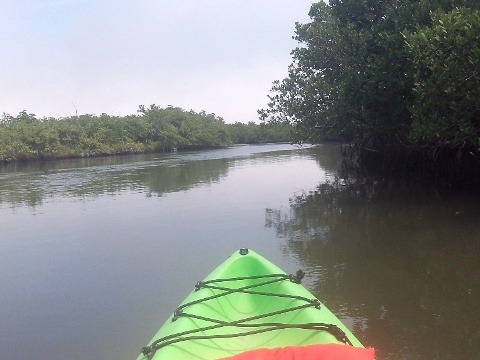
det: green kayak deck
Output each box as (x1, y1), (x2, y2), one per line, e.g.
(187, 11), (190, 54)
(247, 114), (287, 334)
(137, 248), (365, 359)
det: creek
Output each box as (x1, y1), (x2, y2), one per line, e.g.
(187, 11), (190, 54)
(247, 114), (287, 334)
(1, 143), (479, 359)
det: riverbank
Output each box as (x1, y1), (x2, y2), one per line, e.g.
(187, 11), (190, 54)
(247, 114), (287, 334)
(0, 106), (292, 163)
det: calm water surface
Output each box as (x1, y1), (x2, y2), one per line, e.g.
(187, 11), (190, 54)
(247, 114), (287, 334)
(1, 143), (479, 360)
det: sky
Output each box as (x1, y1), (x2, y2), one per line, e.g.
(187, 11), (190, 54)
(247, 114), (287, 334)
(1, 0), (315, 123)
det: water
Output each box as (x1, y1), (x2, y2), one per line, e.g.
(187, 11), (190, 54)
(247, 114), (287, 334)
(1, 143), (479, 359)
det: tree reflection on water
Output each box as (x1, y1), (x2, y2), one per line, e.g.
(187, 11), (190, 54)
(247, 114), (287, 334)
(266, 169), (480, 360)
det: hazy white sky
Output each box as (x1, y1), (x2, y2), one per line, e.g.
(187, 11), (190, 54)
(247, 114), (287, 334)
(1, 1), (314, 123)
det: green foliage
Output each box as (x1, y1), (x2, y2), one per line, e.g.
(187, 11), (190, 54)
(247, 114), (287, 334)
(405, 7), (480, 148)
(261, 0), (480, 160)
(0, 106), (233, 162)
(261, 2), (341, 143)
(261, 1), (416, 147)
(0, 105), (292, 162)
(229, 121), (292, 144)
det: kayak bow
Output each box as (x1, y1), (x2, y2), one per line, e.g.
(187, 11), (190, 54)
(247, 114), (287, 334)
(137, 248), (373, 359)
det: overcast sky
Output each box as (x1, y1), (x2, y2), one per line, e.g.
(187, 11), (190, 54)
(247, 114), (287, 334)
(1, 1), (314, 123)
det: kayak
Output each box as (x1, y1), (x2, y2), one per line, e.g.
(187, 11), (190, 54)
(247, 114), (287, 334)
(137, 248), (374, 360)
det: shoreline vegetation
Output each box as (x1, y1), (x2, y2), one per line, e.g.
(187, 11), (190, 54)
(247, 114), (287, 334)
(260, 1), (480, 184)
(0, 105), (292, 163)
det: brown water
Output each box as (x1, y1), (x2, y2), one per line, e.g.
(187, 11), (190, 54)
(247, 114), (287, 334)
(1, 143), (479, 359)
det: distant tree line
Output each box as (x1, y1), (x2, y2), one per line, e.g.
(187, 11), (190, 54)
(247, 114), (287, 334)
(229, 121), (292, 144)
(260, 0), (480, 178)
(0, 106), (292, 162)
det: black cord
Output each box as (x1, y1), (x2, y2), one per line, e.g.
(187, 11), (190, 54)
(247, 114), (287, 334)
(141, 272), (352, 359)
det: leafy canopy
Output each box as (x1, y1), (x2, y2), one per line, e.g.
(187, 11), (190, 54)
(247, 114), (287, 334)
(260, 0), (480, 156)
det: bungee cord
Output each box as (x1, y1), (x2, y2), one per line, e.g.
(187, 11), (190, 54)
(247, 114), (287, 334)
(141, 272), (352, 359)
